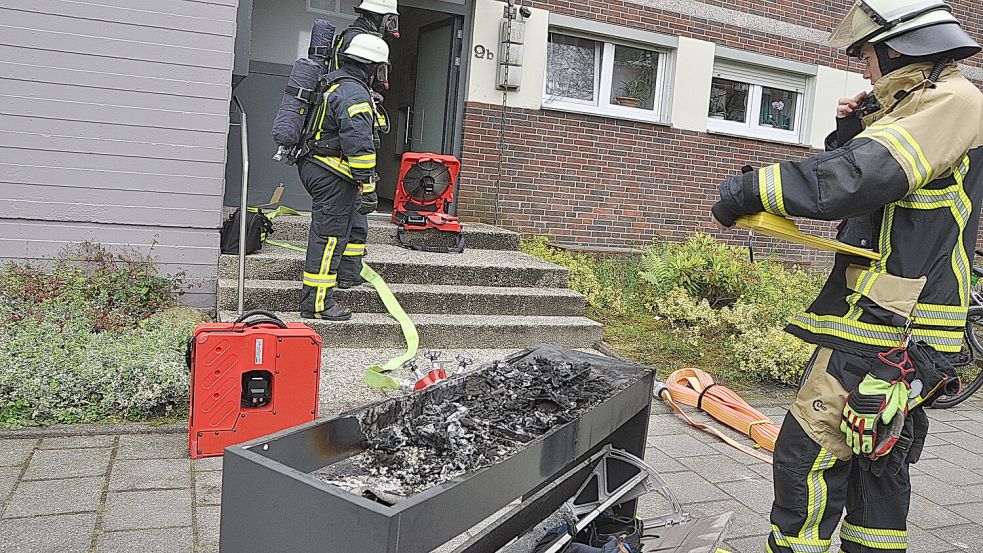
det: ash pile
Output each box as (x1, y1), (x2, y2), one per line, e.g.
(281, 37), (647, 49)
(313, 355), (625, 503)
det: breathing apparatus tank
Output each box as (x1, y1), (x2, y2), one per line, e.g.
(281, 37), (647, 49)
(271, 19), (336, 163)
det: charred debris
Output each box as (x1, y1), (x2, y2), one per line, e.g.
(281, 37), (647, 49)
(313, 355), (631, 504)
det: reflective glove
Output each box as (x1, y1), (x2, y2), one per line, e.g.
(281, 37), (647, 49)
(841, 374), (910, 457)
(357, 191), (378, 215)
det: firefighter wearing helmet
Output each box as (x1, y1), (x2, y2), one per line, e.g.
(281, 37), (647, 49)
(329, 0), (399, 289)
(296, 34), (391, 320)
(712, 2), (982, 551)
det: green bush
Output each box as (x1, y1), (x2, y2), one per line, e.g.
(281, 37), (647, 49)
(648, 244), (824, 386)
(519, 236), (649, 316)
(639, 233), (757, 307)
(0, 243), (198, 427)
(522, 233), (825, 387)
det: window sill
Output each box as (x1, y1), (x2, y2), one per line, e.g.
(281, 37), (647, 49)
(705, 128), (812, 149)
(542, 101), (670, 127)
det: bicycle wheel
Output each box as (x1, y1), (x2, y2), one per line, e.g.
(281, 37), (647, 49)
(930, 305), (983, 409)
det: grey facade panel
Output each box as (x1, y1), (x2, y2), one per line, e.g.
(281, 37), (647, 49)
(0, 44), (232, 86)
(0, 184), (225, 229)
(0, 0), (238, 311)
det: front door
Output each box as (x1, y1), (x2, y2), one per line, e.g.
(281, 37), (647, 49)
(411, 19), (457, 154)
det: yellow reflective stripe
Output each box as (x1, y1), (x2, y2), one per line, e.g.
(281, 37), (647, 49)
(840, 521), (907, 549)
(314, 154), (353, 179)
(771, 525), (831, 552)
(952, 166), (973, 308)
(376, 112), (388, 126)
(890, 124), (933, 182)
(758, 164), (788, 216)
(347, 102), (373, 118)
(303, 272), (337, 286)
(859, 124), (931, 187)
(898, 180), (972, 308)
(361, 180), (376, 193)
(313, 84), (342, 141)
(347, 152), (376, 169)
(314, 236), (338, 313)
(803, 450), (836, 540)
(791, 313), (963, 351)
(343, 243), (366, 257)
(845, 268), (880, 321)
(915, 302), (968, 327)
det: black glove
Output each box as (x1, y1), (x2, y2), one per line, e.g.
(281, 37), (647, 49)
(713, 172), (762, 228)
(358, 191), (378, 215)
(711, 198), (741, 228)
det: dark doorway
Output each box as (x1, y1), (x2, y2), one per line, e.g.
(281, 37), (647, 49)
(224, 0), (467, 211)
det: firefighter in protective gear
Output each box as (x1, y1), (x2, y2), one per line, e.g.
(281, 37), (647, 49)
(297, 34), (390, 320)
(330, 0), (398, 288)
(711, 2), (983, 551)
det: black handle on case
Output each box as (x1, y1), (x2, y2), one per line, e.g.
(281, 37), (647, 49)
(234, 309), (283, 323)
(242, 317), (288, 329)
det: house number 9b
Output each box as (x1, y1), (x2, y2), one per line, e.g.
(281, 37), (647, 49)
(473, 45), (494, 60)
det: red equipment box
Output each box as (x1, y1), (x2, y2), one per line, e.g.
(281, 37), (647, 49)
(393, 152), (462, 233)
(188, 310), (321, 459)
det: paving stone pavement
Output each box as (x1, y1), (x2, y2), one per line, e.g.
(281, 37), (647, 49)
(1, 396), (981, 552)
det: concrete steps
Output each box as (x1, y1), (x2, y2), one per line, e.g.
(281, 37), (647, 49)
(221, 211), (601, 350)
(218, 243), (568, 287)
(218, 279), (586, 316)
(219, 311), (603, 349)
(268, 212), (520, 251)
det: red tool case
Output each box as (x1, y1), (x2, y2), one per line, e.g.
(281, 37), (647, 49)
(187, 310), (321, 459)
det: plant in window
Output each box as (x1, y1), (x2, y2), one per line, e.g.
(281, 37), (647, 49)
(616, 66), (653, 108)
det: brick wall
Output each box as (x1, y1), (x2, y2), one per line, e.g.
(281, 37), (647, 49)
(532, 0), (981, 70)
(457, 102), (837, 265)
(456, 2), (983, 265)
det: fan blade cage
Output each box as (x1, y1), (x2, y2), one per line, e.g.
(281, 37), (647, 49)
(402, 160), (453, 204)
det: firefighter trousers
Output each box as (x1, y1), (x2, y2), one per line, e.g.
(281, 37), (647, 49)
(768, 414), (915, 553)
(338, 211), (367, 284)
(298, 159), (359, 316)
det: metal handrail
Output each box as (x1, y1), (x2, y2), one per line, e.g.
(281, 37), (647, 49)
(232, 95), (249, 316)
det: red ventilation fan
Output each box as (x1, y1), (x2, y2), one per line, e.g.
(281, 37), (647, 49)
(393, 153), (464, 253)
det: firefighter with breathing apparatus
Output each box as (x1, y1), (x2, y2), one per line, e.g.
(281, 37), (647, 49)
(711, 1), (983, 551)
(296, 34), (391, 321)
(330, 0), (399, 289)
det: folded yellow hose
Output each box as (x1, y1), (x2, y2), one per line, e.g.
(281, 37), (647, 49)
(657, 368), (782, 464)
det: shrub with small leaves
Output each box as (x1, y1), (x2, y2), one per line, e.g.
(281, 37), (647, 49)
(519, 236), (649, 316)
(0, 243), (198, 427)
(639, 233), (757, 308)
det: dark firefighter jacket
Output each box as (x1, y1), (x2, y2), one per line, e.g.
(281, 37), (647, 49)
(308, 67), (378, 192)
(328, 18), (390, 132)
(716, 62), (983, 458)
(719, 62), (983, 356)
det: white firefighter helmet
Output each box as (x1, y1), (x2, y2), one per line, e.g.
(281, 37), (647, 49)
(829, 0), (980, 59)
(342, 33), (390, 65)
(356, 0), (398, 16)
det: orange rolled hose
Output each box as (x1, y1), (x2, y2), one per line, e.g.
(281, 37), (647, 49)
(655, 368), (782, 464)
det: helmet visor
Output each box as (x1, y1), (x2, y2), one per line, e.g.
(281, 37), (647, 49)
(382, 14), (399, 38)
(829, 2), (882, 54)
(376, 63), (390, 89)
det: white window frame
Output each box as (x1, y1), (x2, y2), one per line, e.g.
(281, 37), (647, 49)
(707, 60), (810, 145)
(542, 30), (671, 124)
(307, 0), (357, 22)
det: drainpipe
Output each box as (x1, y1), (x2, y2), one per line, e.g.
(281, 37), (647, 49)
(233, 95), (249, 316)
